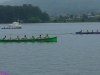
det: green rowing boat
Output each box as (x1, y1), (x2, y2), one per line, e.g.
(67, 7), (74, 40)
(0, 37), (57, 42)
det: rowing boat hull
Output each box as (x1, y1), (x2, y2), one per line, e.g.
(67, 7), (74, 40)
(2, 27), (22, 29)
(76, 32), (100, 34)
(0, 37), (57, 42)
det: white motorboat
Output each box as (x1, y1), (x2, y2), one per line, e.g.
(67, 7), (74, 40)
(8, 22), (22, 28)
(2, 22), (22, 29)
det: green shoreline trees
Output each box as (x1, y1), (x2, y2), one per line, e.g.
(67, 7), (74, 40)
(0, 4), (50, 23)
(0, 4), (100, 23)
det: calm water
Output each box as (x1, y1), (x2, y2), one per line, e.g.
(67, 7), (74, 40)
(0, 23), (100, 75)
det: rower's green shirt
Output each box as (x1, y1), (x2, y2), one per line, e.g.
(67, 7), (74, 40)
(32, 36), (35, 39)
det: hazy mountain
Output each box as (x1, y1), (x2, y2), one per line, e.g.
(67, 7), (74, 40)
(1, 0), (100, 16)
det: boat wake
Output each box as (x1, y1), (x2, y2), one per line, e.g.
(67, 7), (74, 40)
(32, 33), (76, 35)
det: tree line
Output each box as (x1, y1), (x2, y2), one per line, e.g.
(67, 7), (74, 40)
(0, 4), (50, 23)
(50, 13), (100, 23)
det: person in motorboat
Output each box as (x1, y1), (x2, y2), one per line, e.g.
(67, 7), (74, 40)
(44, 34), (49, 38)
(36, 35), (42, 39)
(15, 36), (20, 40)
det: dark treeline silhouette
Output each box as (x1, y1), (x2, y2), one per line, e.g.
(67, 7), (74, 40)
(0, 4), (50, 23)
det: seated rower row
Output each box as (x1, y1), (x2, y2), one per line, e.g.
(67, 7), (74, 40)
(2, 34), (49, 40)
(2, 35), (34, 40)
(36, 34), (49, 39)
(80, 30), (99, 32)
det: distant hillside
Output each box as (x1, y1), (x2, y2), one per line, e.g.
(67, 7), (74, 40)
(0, 4), (50, 23)
(1, 0), (100, 16)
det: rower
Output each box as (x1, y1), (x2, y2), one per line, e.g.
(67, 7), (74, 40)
(21, 35), (27, 40)
(32, 36), (35, 39)
(44, 34), (49, 38)
(24, 35), (27, 39)
(36, 35), (42, 39)
(15, 36), (20, 40)
(7, 36), (12, 40)
(87, 30), (89, 33)
(2, 36), (6, 40)
(29, 36), (35, 39)
(92, 30), (93, 32)
(80, 30), (82, 32)
(97, 29), (98, 32)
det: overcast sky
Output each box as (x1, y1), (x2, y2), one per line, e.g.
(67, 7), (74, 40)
(0, 0), (10, 3)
